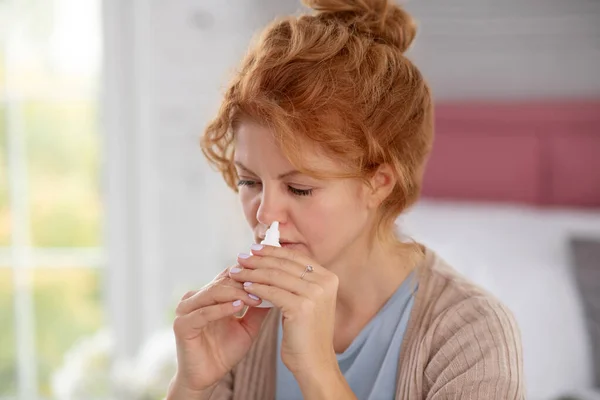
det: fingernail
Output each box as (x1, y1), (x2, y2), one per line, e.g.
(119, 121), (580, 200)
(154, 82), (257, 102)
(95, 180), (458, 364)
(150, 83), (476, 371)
(230, 267), (242, 274)
(243, 282), (253, 287)
(248, 293), (260, 301)
(250, 244), (263, 251)
(237, 252), (252, 259)
(233, 300), (243, 307)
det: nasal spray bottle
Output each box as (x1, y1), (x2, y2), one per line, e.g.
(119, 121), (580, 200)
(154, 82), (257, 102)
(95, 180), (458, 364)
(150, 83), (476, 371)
(236, 221), (280, 318)
(253, 221), (280, 308)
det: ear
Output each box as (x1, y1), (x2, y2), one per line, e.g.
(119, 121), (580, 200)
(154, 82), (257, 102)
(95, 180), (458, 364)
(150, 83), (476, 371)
(366, 164), (397, 209)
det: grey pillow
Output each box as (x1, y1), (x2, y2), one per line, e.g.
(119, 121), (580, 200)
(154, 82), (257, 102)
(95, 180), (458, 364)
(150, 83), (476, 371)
(570, 237), (600, 388)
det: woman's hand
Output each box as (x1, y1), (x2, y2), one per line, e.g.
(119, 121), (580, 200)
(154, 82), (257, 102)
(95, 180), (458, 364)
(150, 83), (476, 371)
(229, 244), (340, 377)
(171, 267), (270, 392)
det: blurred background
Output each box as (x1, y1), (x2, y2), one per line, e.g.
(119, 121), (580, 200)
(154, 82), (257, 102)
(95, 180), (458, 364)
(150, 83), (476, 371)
(0, 0), (598, 399)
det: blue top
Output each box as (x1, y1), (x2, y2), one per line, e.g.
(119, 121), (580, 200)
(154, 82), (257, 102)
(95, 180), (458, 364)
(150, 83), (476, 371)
(275, 273), (417, 400)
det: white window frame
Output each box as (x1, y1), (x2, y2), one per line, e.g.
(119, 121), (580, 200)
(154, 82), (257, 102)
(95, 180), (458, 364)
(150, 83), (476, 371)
(1, 6), (105, 400)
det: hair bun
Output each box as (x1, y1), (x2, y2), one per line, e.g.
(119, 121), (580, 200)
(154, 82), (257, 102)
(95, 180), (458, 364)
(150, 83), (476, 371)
(302, 0), (417, 53)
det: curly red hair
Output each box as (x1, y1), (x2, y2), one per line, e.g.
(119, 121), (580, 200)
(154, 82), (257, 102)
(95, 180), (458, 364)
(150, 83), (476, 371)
(201, 0), (434, 239)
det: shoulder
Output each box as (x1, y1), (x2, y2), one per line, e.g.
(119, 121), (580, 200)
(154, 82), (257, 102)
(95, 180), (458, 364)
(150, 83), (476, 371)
(415, 248), (521, 337)
(408, 249), (525, 398)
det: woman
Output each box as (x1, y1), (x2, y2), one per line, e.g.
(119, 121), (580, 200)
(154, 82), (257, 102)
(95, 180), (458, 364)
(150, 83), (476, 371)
(167, 0), (525, 399)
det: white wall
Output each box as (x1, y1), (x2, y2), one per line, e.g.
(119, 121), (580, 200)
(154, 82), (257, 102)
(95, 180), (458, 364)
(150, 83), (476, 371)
(404, 0), (600, 99)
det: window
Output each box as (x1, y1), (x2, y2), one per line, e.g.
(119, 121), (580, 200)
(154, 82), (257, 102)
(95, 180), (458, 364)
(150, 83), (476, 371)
(0, 0), (104, 397)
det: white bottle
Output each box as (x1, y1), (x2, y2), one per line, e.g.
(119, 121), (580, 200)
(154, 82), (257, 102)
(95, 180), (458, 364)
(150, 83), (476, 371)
(253, 221), (280, 308)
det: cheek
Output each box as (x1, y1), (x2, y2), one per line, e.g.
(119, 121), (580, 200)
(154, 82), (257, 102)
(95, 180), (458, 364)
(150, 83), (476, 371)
(239, 190), (259, 226)
(299, 189), (368, 252)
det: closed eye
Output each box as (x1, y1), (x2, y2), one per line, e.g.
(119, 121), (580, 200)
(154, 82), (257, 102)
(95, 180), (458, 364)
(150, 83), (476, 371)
(237, 180), (313, 197)
(237, 179), (257, 188)
(287, 186), (313, 196)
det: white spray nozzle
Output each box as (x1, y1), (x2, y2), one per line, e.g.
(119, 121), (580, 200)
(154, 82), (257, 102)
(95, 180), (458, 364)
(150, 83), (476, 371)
(261, 221), (281, 247)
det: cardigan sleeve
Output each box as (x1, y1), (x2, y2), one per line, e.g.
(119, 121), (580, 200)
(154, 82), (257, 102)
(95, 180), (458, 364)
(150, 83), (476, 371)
(424, 296), (525, 400)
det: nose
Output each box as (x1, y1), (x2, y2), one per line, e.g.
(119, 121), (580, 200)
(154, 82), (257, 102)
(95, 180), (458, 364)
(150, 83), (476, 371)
(256, 185), (287, 227)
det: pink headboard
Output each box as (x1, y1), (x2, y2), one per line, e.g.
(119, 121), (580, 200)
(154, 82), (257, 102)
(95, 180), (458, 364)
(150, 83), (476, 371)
(421, 100), (600, 208)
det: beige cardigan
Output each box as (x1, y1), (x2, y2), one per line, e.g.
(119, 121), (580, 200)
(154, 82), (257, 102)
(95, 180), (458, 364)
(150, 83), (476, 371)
(207, 249), (525, 399)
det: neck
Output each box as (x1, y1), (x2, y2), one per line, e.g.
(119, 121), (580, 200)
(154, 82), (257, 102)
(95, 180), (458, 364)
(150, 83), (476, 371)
(328, 232), (420, 323)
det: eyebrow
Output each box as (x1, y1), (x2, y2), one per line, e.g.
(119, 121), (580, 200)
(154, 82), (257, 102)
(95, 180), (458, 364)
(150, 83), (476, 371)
(234, 161), (302, 180)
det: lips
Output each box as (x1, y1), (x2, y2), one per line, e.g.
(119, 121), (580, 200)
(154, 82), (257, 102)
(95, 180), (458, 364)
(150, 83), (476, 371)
(280, 242), (301, 249)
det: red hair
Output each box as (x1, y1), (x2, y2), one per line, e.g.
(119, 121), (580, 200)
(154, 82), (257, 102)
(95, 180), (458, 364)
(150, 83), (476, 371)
(201, 0), (434, 240)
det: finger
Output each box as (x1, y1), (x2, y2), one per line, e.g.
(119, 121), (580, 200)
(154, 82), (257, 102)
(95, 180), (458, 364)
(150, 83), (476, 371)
(176, 283), (261, 316)
(180, 290), (198, 301)
(229, 266), (318, 298)
(242, 282), (303, 315)
(237, 256), (322, 290)
(216, 267), (248, 288)
(176, 266), (254, 314)
(249, 244), (317, 270)
(173, 300), (246, 340)
(237, 253), (306, 277)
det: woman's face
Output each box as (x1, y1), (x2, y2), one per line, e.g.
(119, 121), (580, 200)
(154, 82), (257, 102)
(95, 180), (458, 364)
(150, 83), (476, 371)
(233, 119), (378, 268)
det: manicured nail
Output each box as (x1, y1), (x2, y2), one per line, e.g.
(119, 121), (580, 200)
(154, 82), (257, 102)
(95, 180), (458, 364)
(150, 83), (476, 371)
(238, 252), (252, 259)
(243, 282), (253, 287)
(230, 267), (242, 274)
(248, 293), (260, 301)
(250, 244), (263, 251)
(233, 300), (243, 307)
